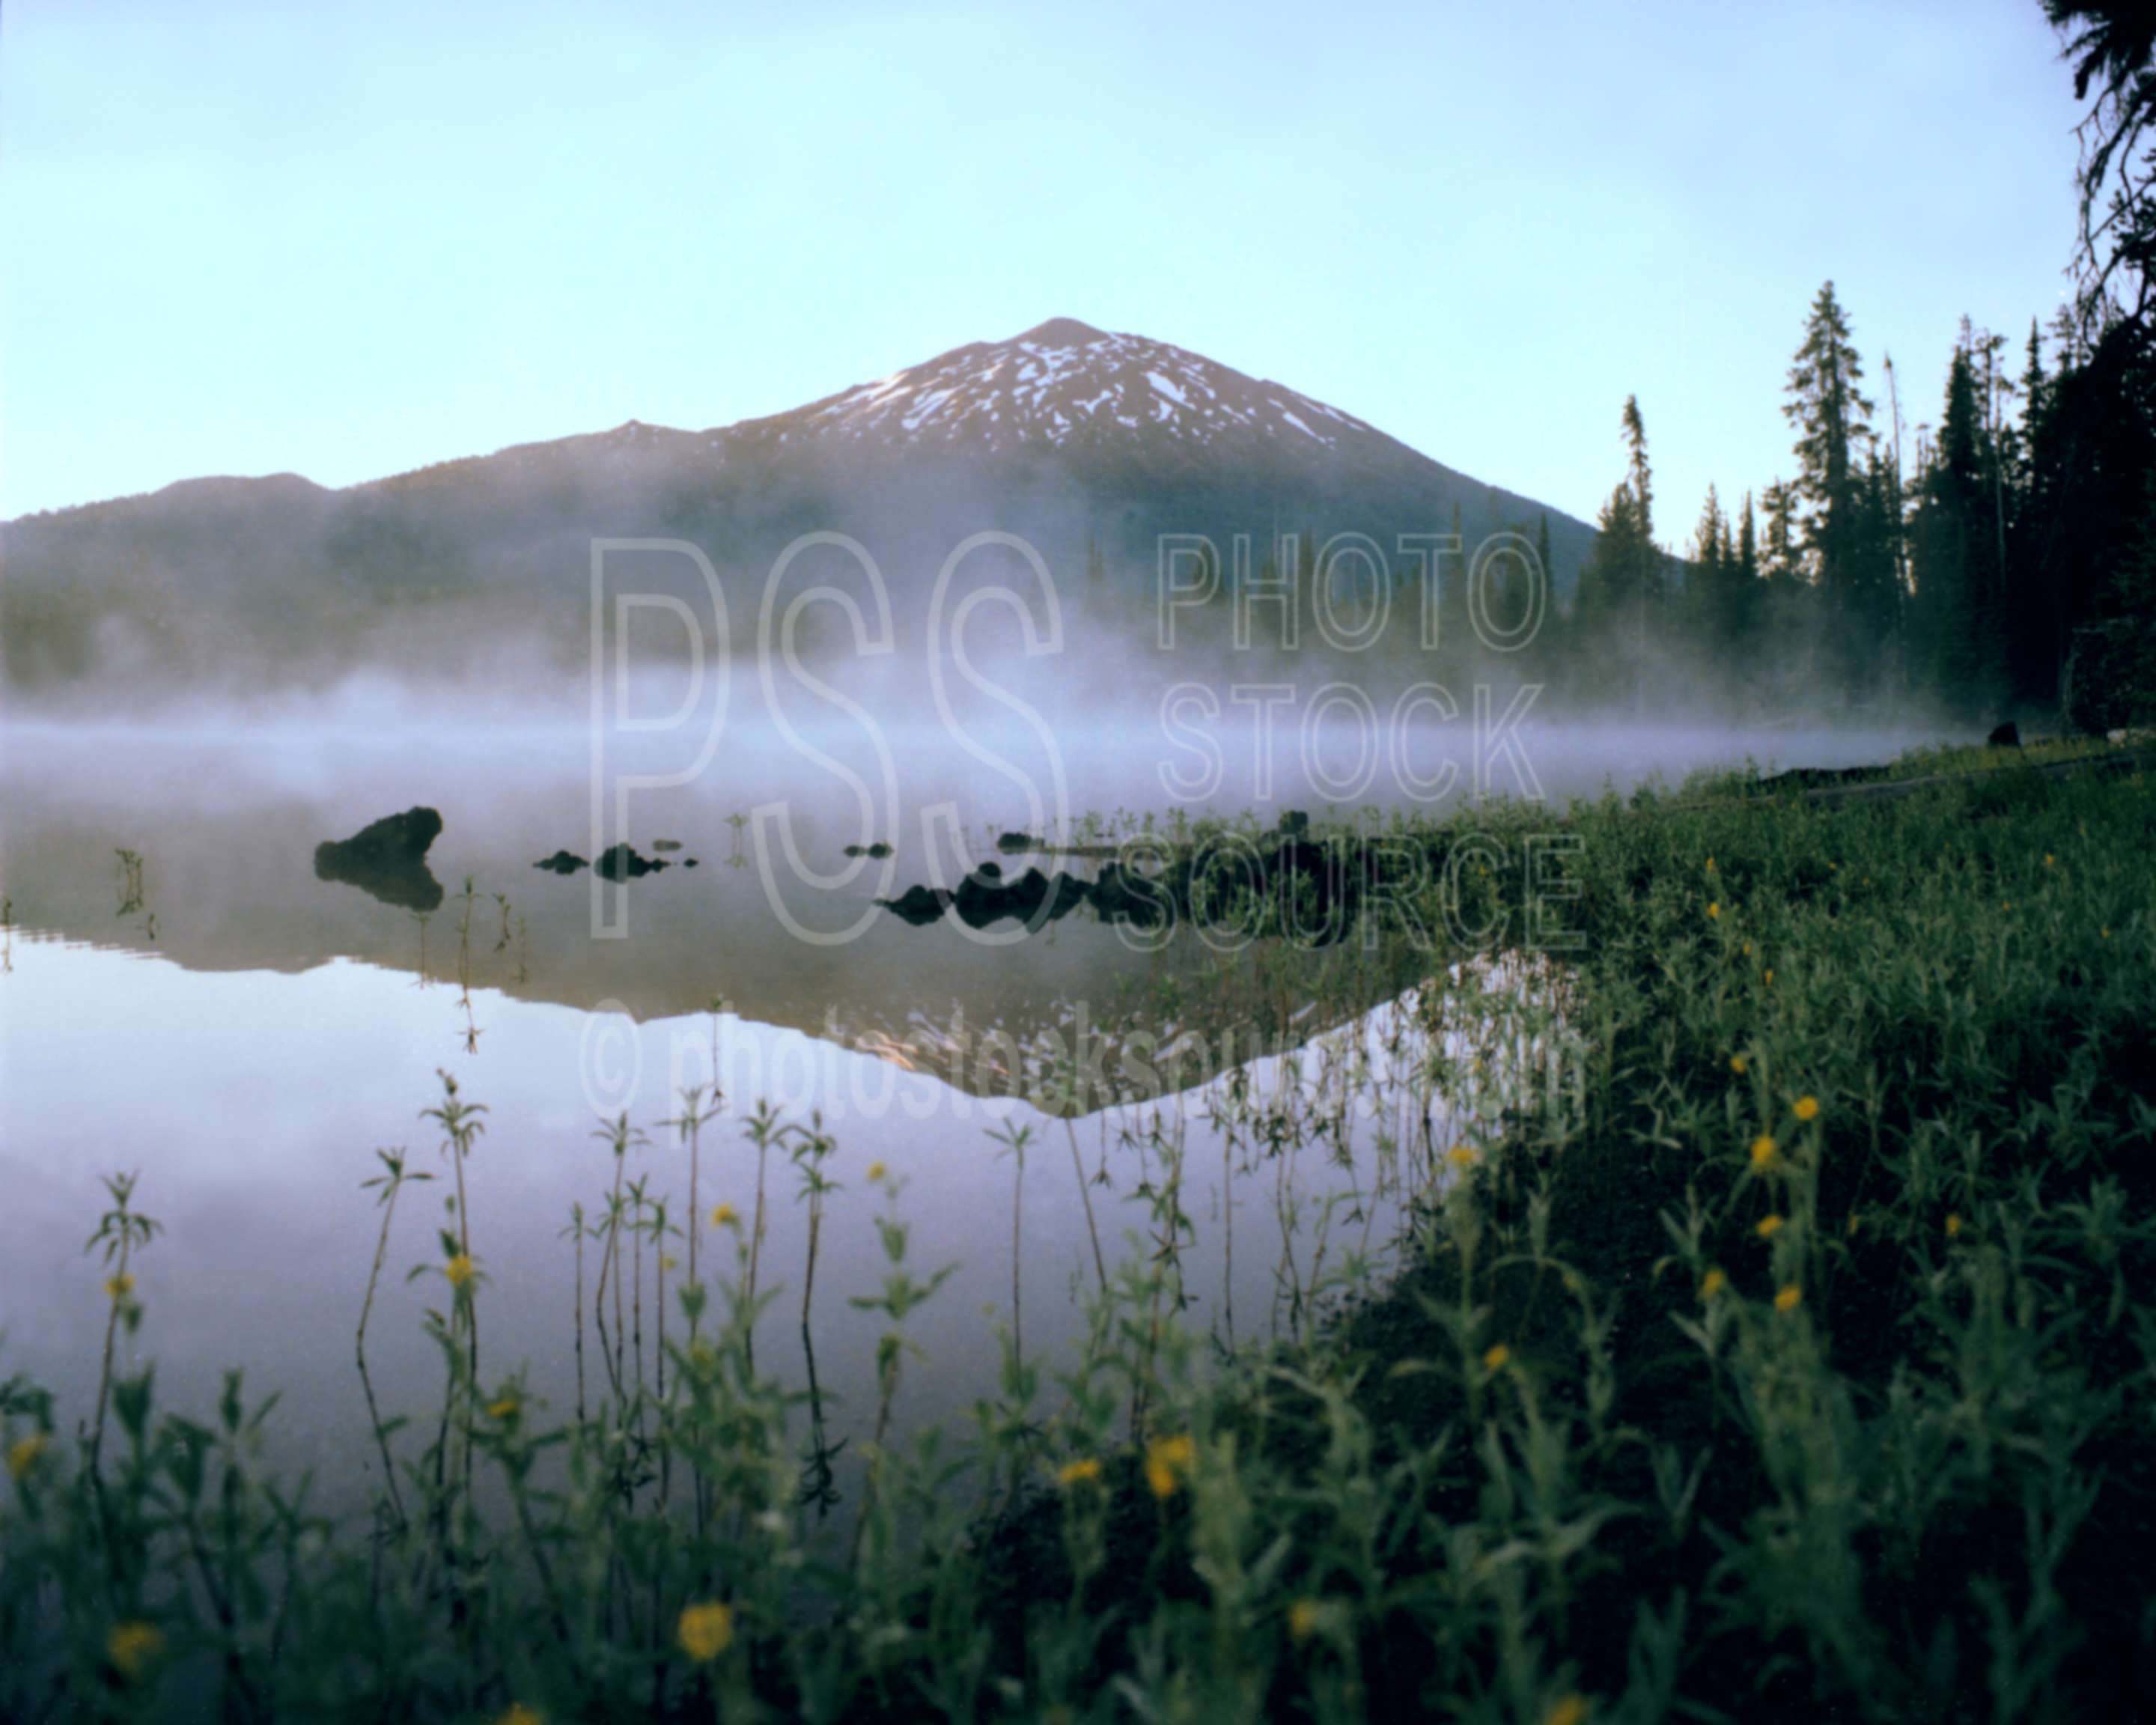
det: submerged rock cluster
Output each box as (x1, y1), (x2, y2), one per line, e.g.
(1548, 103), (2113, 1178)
(532, 844), (697, 877)
(877, 822), (1395, 943)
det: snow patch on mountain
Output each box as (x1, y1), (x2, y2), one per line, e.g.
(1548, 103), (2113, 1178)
(749, 317), (1388, 457)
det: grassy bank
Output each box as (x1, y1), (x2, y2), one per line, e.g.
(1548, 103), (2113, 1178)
(4, 749), (2153, 1721)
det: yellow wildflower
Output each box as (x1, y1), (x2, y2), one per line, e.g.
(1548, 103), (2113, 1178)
(1774, 1283), (1803, 1313)
(2101, 927), (2111, 940)
(866, 1160), (888, 1182)
(1794, 1095), (1821, 1123)
(445, 1253), (475, 1289)
(676, 1599), (734, 1662)
(1446, 1143), (1479, 1169)
(2044, 854), (2055, 868)
(1749, 1135), (1778, 1172)
(1707, 901), (1721, 921)
(1546, 1694), (1589, 1725)
(487, 1396), (519, 1421)
(496, 1707), (543, 1725)
(1144, 1433), (1195, 1500)
(1056, 1457), (1103, 1488)
(1846, 1211), (1861, 1237)
(1755, 1214), (1785, 1240)
(105, 1274), (135, 1301)
(710, 1203), (737, 1228)
(1729, 1053), (1747, 1075)
(660, 1254), (677, 1273)
(1945, 1213), (1964, 1238)
(106, 1620), (164, 1683)
(1288, 1598), (1323, 1643)
(1699, 1268), (1727, 1300)
(1764, 969), (1774, 986)
(1483, 1343), (1511, 1372)
(1704, 856), (1717, 873)
(7, 1433), (49, 1481)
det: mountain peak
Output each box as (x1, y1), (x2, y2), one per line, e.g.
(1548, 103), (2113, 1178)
(752, 320), (1390, 460)
(1014, 316), (1107, 346)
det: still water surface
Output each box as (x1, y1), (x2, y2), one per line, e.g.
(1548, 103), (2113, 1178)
(0, 717), (1942, 1513)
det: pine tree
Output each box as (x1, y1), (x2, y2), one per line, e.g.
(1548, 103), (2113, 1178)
(1761, 481), (1800, 584)
(1913, 333), (2006, 714)
(1785, 281), (1880, 690)
(1691, 487), (1726, 578)
(2001, 5), (2156, 720)
(1623, 395), (1654, 545)
(1752, 478), (1815, 714)
(1574, 397), (1662, 710)
(1687, 484), (1728, 666)
(2005, 322), (2056, 700)
(2042, 0), (2156, 329)
(1732, 491), (1761, 669)
(2014, 301), (2156, 711)
(1882, 353), (1911, 613)
(1854, 436), (1906, 694)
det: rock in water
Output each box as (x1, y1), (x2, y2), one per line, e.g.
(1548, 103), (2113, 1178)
(594, 843), (667, 881)
(314, 808), (445, 913)
(880, 883), (951, 925)
(533, 851), (588, 874)
(1988, 720), (2022, 748)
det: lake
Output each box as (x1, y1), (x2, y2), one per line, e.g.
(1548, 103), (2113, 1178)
(0, 710), (1946, 1519)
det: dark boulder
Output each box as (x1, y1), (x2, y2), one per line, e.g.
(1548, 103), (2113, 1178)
(880, 866), (1094, 932)
(1043, 871), (1094, 921)
(315, 807), (445, 913)
(1988, 720), (2022, 749)
(594, 843), (667, 882)
(1088, 860), (1172, 927)
(957, 865), (1091, 931)
(880, 883), (952, 925)
(954, 864), (1025, 928)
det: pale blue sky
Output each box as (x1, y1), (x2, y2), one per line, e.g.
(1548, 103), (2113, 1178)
(2, 0), (2085, 535)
